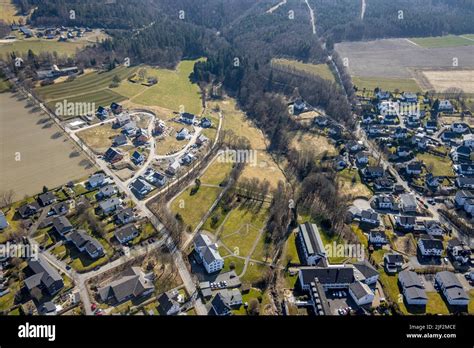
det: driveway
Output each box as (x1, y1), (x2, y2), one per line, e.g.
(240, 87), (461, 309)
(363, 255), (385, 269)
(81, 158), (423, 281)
(353, 198), (371, 211)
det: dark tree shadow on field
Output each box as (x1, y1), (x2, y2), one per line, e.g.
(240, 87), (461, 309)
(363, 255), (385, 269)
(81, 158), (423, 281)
(69, 151), (80, 158)
(51, 132), (63, 139)
(42, 122), (53, 129)
(37, 118), (49, 124)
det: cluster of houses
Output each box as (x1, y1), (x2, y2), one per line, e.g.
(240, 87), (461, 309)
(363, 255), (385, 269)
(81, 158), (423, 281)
(11, 24), (92, 42)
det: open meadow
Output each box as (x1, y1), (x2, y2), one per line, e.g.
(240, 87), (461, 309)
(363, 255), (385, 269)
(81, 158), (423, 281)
(271, 58), (336, 82)
(0, 93), (95, 201)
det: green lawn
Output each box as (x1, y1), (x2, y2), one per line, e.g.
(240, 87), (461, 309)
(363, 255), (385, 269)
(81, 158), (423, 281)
(222, 256), (245, 275)
(416, 153), (454, 177)
(411, 35), (474, 48)
(0, 78), (12, 93)
(170, 186), (222, 231)
(426, 292), (450, 315)
(131, 59), (204, 114)
(272, 58), (336, 82)
(378, 271), (408, 314)
(232, 288), (263, 315)
(284, 231), (299, 265)
(241, 262), (271, 286)
(36, 66), (137, 101)
(353, 76), (421, 93)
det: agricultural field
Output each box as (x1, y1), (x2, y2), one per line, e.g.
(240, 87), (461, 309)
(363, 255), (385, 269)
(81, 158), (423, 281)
(271, 58), (336, 82)
(289, 130), (338, 159)
(36, 66), (137, 102)
(352, 76), (421, 93)
(131, 60), (204, 115)
(335, 38), (474, 92)
(0, 39), (88, 59)
(421, 70), (474, 94)
(217, 98), (286, 188)
(0, 93), (95, 201)
(410, 35), (474, 48)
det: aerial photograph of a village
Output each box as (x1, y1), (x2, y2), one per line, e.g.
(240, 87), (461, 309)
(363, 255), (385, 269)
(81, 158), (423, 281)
(0, 2), (473, 343)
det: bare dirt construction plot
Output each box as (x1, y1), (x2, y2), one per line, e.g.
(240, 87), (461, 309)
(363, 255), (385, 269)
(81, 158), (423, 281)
(0, 93), (96, 201)
(421, 70), (474, 94)
(335, 38), (474, 90)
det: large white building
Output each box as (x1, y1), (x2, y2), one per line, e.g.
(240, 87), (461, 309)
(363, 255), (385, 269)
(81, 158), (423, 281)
(194, 233), (224, 274)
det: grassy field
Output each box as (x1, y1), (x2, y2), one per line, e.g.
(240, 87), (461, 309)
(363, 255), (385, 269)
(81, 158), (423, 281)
(422, 70), (474, 94)
(77, 123), (122, 153)
(289, 131), (338, 158)
(218, 98), (286, 188)
(170, 186), (222, 231)
(272, 58), (336, 82)
(37, 66), (137, 102)
(337, 168), (372, 198)
(411, 35), (474, 48)
(0, 39), (88, 59)
(353, 76), (422, 92)
(199, 154), (234, 186)
(131, 60), (203, 115)
(416, 153), (454, 177)
(0, 93), (95, 202)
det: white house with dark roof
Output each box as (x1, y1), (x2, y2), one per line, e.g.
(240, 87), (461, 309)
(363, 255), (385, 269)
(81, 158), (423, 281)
(384, 253), (403, 273)
(88, 173), (106, 188)
(194, 233), (224, 274)
(369, 231), (388, 245)
(296, 223), (327, 266)
(349, 281), (374, 306)
(67, 230), (104, 259)
(418, 238), (443, 257)
(435, 271), (469, 306)
(360, 209), (380, 226)
(114, 224), (139, 244)
(298, 266), (355, 291)
(399, 193), (417, 213)
(352, 260), (379, 285)
(456, 177), (474, 190)
(395, 215), (416, 230)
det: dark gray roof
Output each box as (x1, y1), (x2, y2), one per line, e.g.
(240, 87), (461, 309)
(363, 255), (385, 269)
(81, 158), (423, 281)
(114, 224), (139, 242)
(405, 287), (427, 301)
(385, 253), (403, 264)
(419, 238), (443, 250)
(98, 267), (153, 303)
(436, 271), (462, 289)
(361, 210), (379, 221)
(69, 230), (103, 255)
(209, 293), (231, 315)
(445, 287), (469, 301)
(299, 267), (354, 286)
(398, 270), (423, 289)
(157, 292), (179, 315)
(24, 255), (63, 290)
(353, 260), (378, 279)
(298, 222), (325, 256)
(53, 216), (72, 233)
(38, 192), (56, 206)
(349, 281), (371, 300)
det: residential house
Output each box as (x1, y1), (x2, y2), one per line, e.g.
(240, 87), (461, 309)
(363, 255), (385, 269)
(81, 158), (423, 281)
(200, 117), (212, 128)
(463, 133), (474, 148)
(96, 106), (108, 120)
(376, 90), (390, 100)
(68, 230), (104, 259)
(296, 223), (327, 266)
(180, 112), (195, 125)
(362, 114), (375, 125)
(441, 131), (459, 143)
(130, 177), (153, 198)
(110, 102), (123, 115)
(0, 211), (8, 230)
(398, 270), (428, 305)
(360, 209), (380, 226)
(157, 291), (181, 315)
(194, 233), (224, 274)
(196, 134), (208, 146)
(456, 177), (474, 189)
(451, 145), (472, 163)
(99, 197), (122, 214)
(455, 190), (474, 207)
(355, 152), (369, 166)
(51, 201), (69, 216)
(149, 171), (167, 187)
(52, 216), (73, 236)
(406, 115), (420, 128)
(395, 215), (416, 231)
(369, 231), (388, 245)
(399, 194), (417, 213)
(363, 166), (384, 179)
(96, 185), (117, 200)
(114, 224), (139, 244)
(176, 128), (189, 140)
(401, 92), (418, 103)
(334, 156), (347, 171)
(314, 116), (329, 127)
(88, 173), (106, 188)
(38, 192), (57, 207)
(134, 131), (149, 146)
(353, 260), (379, 285)
(384, 253), (404, 274)
(426, 174), (440, 189)
(423, 220), (444, 237)
(122, 121), (137, 136)
(451, 122), (469, 134)
(397, 146), (411, 158)
(113, 134), (127, 147)
(374, 176), (394, 191)
(438, 100), (454, 113)
(180, 153), (195, 166)
(209, 293), (232, 316)
(167, 160), (180, 175)
(394, 127), (408, 139)
(98, 267), (154, 303)
(114, 113), (131, 127)
(349, 281), (374, 306)
(131, 151), (145, 165)
(447, 238), (471, 265)
(103, 147), (124, 164)
(18, 202), (40, 219)
(425, 120), (438, 132)
(375, 194), (395, 210)
(418, 238), (443, 257)
(39, 301), (57, 316)
(435, 271), (469, 306)
(455, 164), (474, 176)
(406, 162), (423, 176)
(347, 141), (362, 153)
(115, 207), (135, 226)
(463, 199), (474, 215)
(24, 255), (64, 296)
